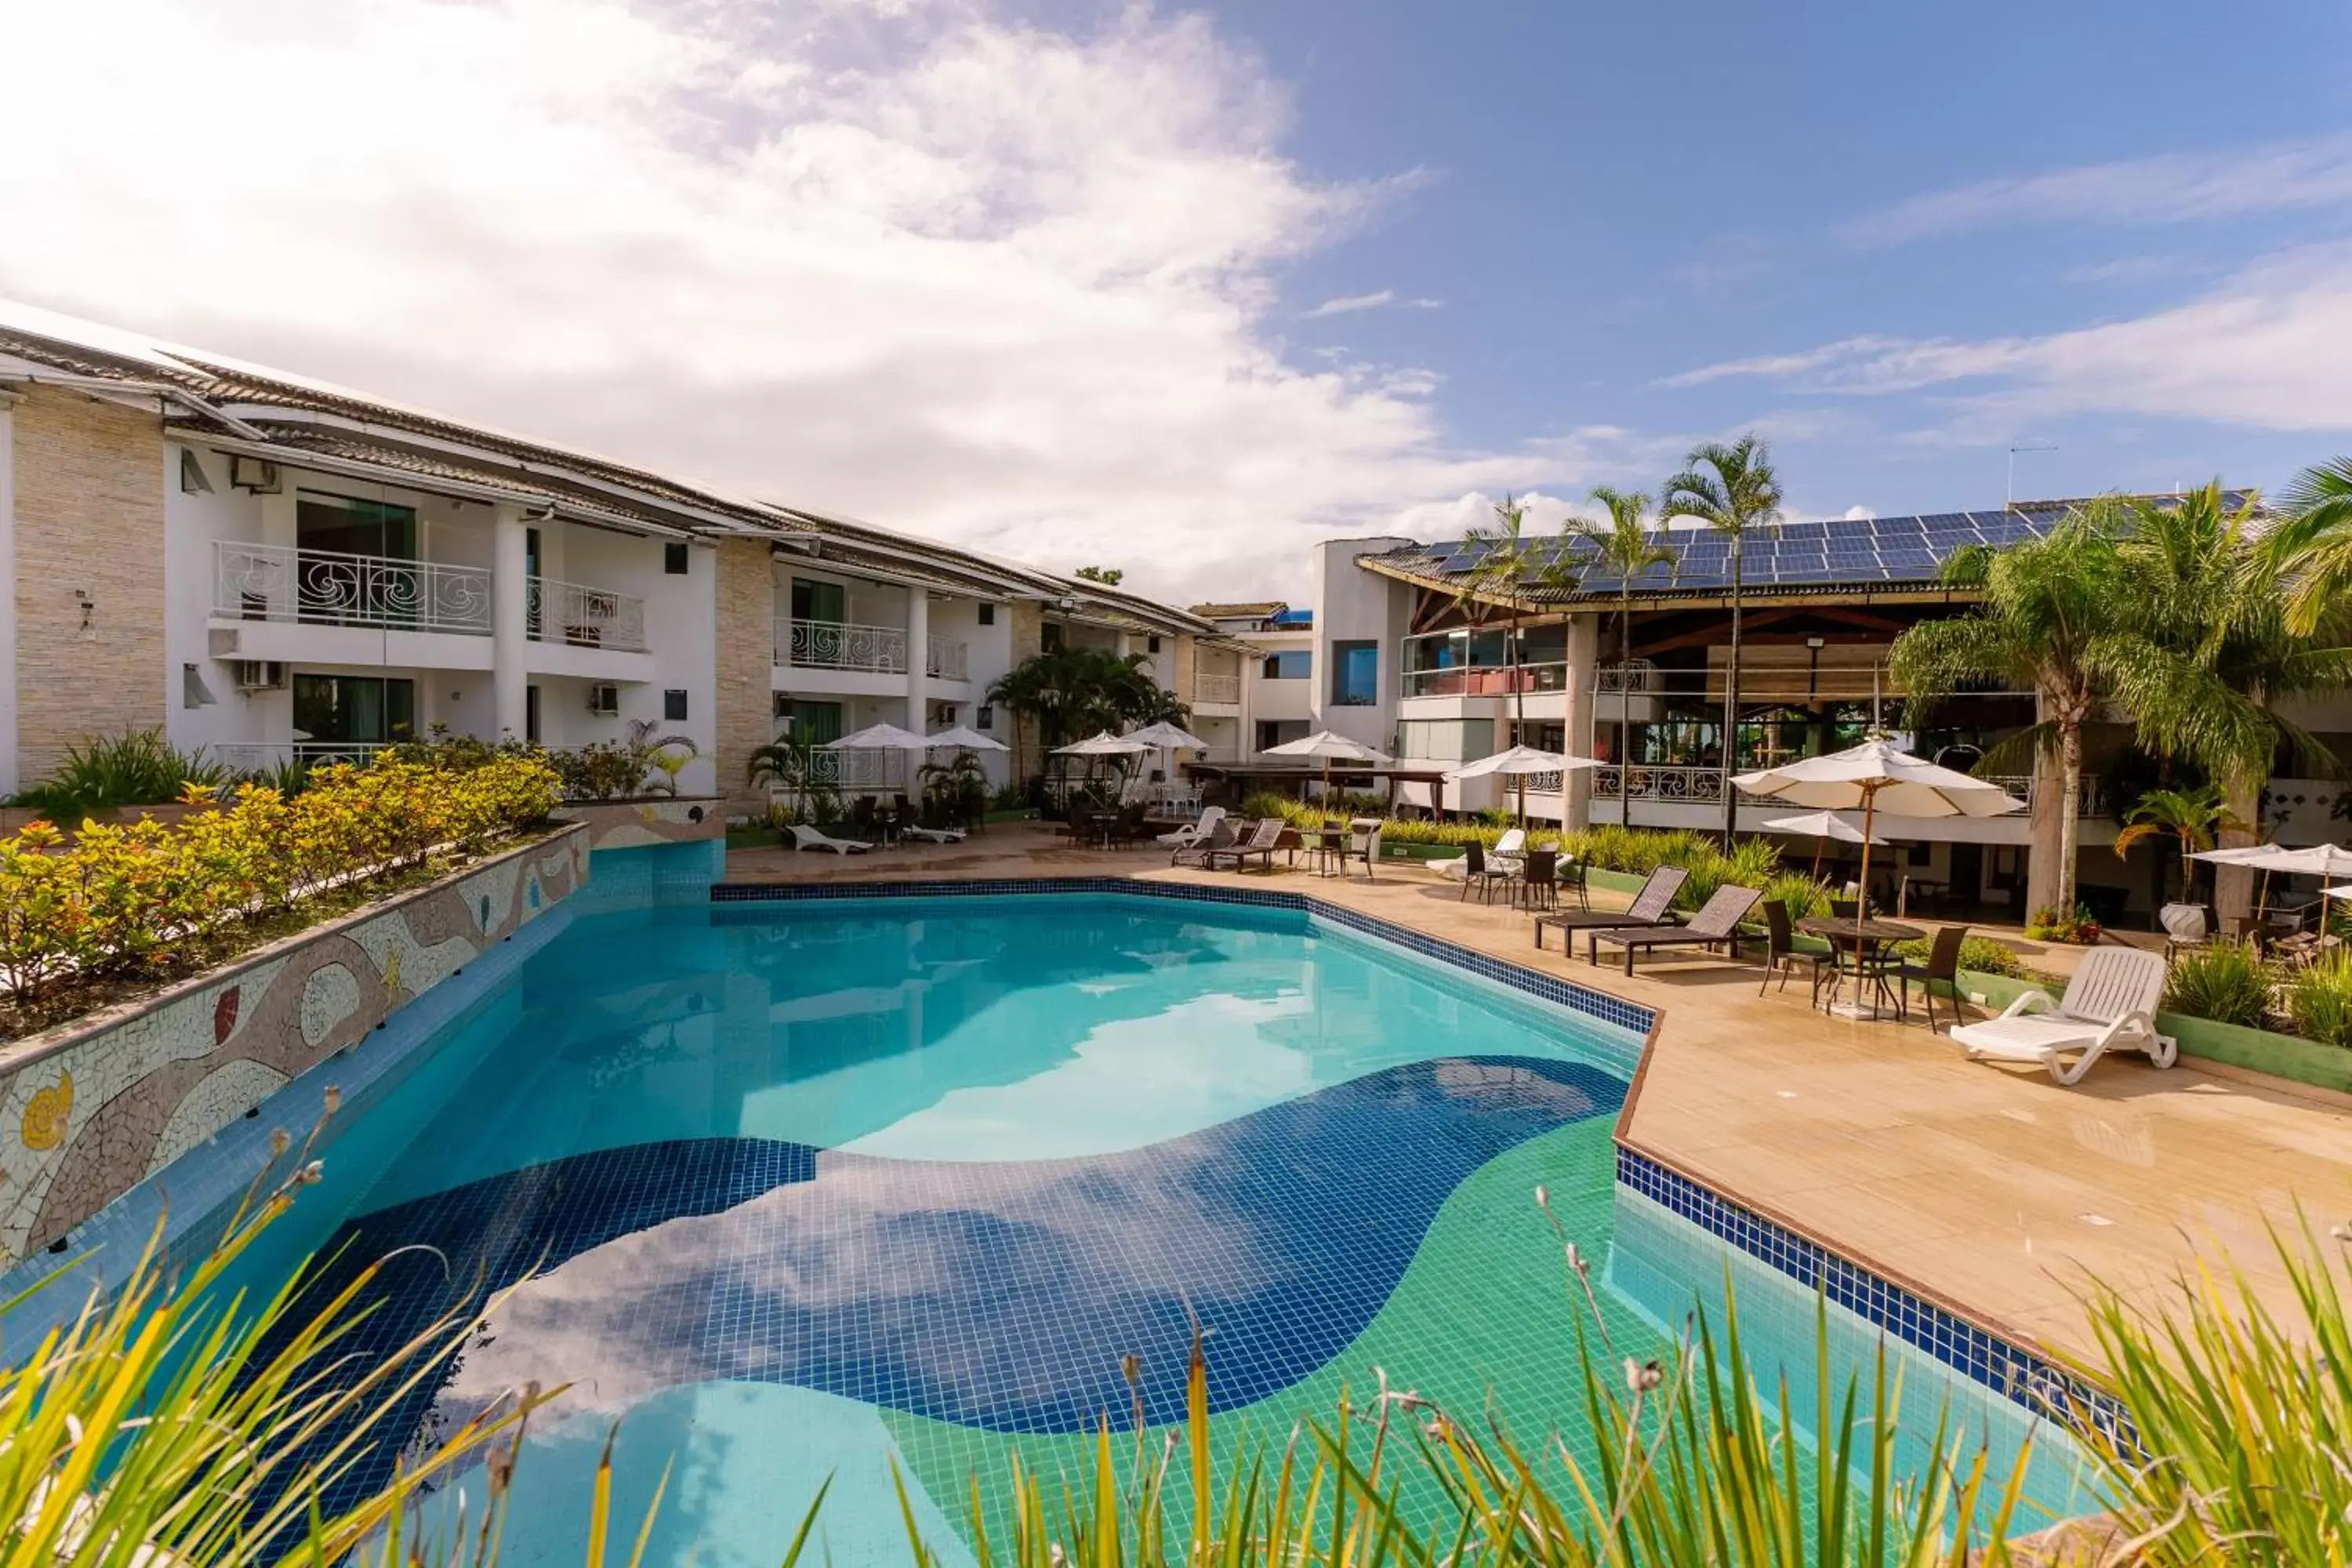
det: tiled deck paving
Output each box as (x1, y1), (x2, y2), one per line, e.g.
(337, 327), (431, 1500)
(724, 824), (2352, 1370)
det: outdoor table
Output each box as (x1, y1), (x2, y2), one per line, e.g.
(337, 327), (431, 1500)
(1798, 916), (1925, 1019)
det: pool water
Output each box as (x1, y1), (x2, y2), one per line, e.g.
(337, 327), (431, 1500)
(185, 892), (2089, 1564)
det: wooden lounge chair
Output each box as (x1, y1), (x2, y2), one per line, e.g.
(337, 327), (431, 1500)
(1950, 946), (2177, 1084)
(1204, 816), (1286, 872)
(1531, 866), (1690, 952)
(1589, 884), (1764, 975)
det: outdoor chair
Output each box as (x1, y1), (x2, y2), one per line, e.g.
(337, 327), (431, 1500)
(1341, 818), (1381, 880)
(1517, 848), (1559, 911)
(1459, 839), (1513, 903)
(1556, 855), (1590, 911)
(1158, 804), (1227, 850)
(1950, 946), (2177, 1085)
(1205, 816), (1287, 872)
(1171, 817), (1240, 867)
(1895, 924), (1969, 1033)
(1589, 884), (1765, 975)
(1532, 866), (1690, 952)
(1758, 900), (1834, 1002)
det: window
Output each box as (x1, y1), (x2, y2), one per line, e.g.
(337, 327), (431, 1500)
(789, 578), (846, 624)
(296, 491), (416, 560)
(1330, 641), (1377, 706)
(664, 689), (688, 721)
(976, 704), (994, 731)
(1147, 634), (1161, 654)
(525, 684), (541, 744)
(1255, 719), (1310, 752)
(1042, 622), (1064, 651)
(1261, 650), (1311, 680)
(774, 698), (844, 745)
(1393, 719), (1494, 763)
(978, 603), (996, 626)
(291, 674), (415, 755)
(664, 542), (689, 575)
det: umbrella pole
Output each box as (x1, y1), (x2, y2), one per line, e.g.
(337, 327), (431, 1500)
(1810, 837), (1824, 880)
(1857, 789), (1876, 988)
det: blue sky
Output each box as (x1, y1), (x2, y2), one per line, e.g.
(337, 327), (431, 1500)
(7, 0), (2352, 597)
(1234, 0), (2352, 518)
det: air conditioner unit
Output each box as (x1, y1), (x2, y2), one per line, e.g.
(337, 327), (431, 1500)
(231, 659), (286, 691)
(586, 682), (620, 717)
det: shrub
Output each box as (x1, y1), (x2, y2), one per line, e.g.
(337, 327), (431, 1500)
(1887, 932), (2029, 978)
(2284, 953), (2352, 1049)
(2025, 904), (2102, 944)
(0, 753), (557, 1004)
(13, 728), (229, 819)
(1762, 870), (1831, 924)
(2162, 939), (2275, 1029)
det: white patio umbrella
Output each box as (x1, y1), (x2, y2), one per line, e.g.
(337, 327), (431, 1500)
(2194, 840), (2352, 920)
(1444, 745), (1603, 827)
(1263, 729), (1392, 799)
(925, 724), (1008, 752)
(1759, 809), (1903, 880)
(1124, 720), (1211, 751)
(821, 722), (932, 752)
(1734, 740), (2024, 1004)
(1054, 730), (1155, 756)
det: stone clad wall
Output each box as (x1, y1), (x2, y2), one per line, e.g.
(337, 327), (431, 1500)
(0, 826), (589, 1265)
(12, 387), (167, 783)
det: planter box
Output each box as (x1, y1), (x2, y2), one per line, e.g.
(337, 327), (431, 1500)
(0, 826), (588, 1267)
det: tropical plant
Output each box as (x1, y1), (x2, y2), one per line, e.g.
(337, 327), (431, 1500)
(1454, 495), (1580, 823)
(2278, 453), (2352, 635)
(987, 647), (1186, 779)
(2161, 938), (2274, 1029)
(1889, 510), (2119, 914)
(1571, 485), (1675, 808)
(2283, 950), (2352, 1049)
(1660, 435), (1783, 840)
(13, 728), (230, 819)
(918, 750), (990, 828)
(2114, 782), (2245, 906)
(2024, 904), (2102, 945)
(1763, 869), (1832, 924)
(747, 734), (841, 823)
(2093, 483), (2352, 917)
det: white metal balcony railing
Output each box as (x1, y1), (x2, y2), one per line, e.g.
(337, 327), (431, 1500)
(529, 576), (647, 653)
(769, 749), (908, 790)
(1593, 660), (1657, 694)
(215, 542), (491, 635)
(777, 617), (907, 673)
(210, 742), (385, 775)
(1591, 765), (1728, 804)
(1982, 775), (2107, 816)
(1195, 673), (1242, 705)
(925, 633), (969, 681)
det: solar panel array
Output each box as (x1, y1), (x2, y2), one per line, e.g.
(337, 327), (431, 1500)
(1404, 493), (2259, 597)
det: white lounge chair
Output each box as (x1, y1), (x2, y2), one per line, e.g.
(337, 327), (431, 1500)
(1949, 946), (2178, 1085)
(788, 822), (870, 855)
(1439, 825), (1526, 883)
(899, 825), (966, 844)
(1158, 805), (1227, 849)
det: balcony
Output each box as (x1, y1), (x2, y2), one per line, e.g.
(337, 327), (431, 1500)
(529, 576), (647, 652)
(1403, 662), (1570, 699)
(764, 748), (909, 792)
(1592, 765), (1727, 804)
(214, 542), (491, 634)
(926, 633), (969, 681)
(1195, 673), (1241, 705)
(776, 617), (908, 673)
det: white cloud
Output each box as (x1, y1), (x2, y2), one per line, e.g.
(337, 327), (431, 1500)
(1844, 132), (2352, 245)
(0, 0), (1554, 601)
(1653, 243), (2352, 435)
(1304, 289), (1443, 318)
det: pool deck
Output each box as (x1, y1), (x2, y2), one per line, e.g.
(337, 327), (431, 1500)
(723, 826), (2352, 1372)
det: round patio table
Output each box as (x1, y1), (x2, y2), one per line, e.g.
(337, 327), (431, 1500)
(1798, 916), (1925, 1019)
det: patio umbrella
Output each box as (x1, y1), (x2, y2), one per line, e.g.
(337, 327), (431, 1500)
(2194, 840), (2352, 920)
(1733, 740), (2024, 994)
(1124, 720), (1211, 751)
(1263, 729), (1392, 800)
(1444, 745), (1603, 827)
(1053, 731), (1155, 756)
(925, 724), (1008, 752)
(1759, 809), (1900, 880)
(821, 722), (931, 752)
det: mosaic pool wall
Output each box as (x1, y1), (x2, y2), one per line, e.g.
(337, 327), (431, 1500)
(554, 797), (725, 853)
(0, 826), (589, 1266)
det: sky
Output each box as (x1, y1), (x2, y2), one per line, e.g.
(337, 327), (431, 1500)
(6, 0), (2352, 603)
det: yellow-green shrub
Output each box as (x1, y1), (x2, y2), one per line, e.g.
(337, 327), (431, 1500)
(0, 753), (558, 1003)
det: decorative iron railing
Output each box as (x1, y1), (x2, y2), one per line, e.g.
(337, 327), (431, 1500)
(1591, 765), (1727, 804)
(776, 617), (908, 673)
(529, 575), (648, 652)
(1593, 660), (1657, 694)
(772, 748), (908, 789)
(210, 742), (385, 774)
(925, 634), (968, 681)
(1982, 774), (2105, 815)
(213, 542), (492, 634)
(1195, 673), (1242, 705)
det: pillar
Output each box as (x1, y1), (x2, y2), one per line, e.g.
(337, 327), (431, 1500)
(714, 539), (775, 821)
(906, 586), (929, 733)
(492, 506), (530, 742)
(1561, 613), (1599, 831)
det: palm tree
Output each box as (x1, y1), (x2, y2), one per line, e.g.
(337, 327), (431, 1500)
(2114, 783), (2245, 909)
(2092, 483), (2352, 914)
(1454, 495), (1578, 823)
(1660, 437), (1782, 841)
(1889, 511), (2119, 916)
(2278, 456), (2352, 635)
(1570, 486), (1676, 784)
(986, 646), (1187, 784)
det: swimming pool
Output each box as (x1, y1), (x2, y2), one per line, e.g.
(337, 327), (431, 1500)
(162, 886), (2088, 1563)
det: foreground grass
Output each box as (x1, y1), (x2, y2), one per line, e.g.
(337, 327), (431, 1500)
(12, 1132), (2350, 1566)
